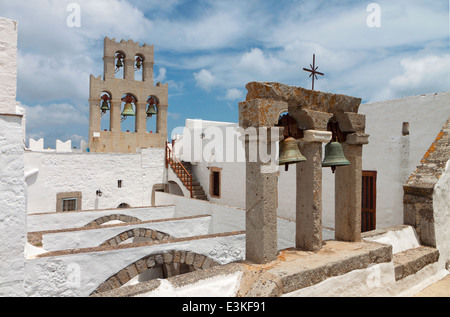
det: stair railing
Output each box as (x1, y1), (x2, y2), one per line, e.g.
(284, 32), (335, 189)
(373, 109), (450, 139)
(166, 143), (193, 198)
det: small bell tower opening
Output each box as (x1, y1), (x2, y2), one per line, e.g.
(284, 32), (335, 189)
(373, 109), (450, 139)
(134, 54), (144, 81)
(100, 91), (112, 132)
(114, 51), (125, 79)
(121, 93), (137, 133)
(146, 95), (159, 133)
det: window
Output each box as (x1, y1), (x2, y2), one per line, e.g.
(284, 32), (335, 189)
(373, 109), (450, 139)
(56, 192), (82, 212)
(361, 171), (377, 232)
(118, 180), (122, 188)
(62, 198), (77, 212)
(209, 167), (221, 198)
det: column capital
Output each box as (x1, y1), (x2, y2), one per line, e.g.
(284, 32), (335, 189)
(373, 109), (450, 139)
(346, 133), (370, 145)
(302, 130), (332, 143)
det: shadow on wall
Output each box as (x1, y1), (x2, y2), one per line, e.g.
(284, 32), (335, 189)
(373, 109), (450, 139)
(168, 181), (184, 197)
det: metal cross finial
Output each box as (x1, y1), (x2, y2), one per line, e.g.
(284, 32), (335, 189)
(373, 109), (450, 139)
(303, 54), (324, 91)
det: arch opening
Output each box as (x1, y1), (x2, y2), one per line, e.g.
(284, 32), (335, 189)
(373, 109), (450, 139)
(100, 91), (112, 132)
(91, 251), (219, 295)
(114, 51), (126, 79)
(120, 93), (137, 132)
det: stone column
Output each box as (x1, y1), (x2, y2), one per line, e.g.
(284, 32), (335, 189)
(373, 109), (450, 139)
(296, 130), (332, 251)
(143, 61), (154, 84)
(88, 99), (101, 136)
(124, 58), (135, 80)
(157, 104), (168, 135)
(239, 98), (287, 264)
(135, 102), (147, 133)
(110, 99), (121, 133)
(335, 133), (369, 242)
(245, 128), (281, 264)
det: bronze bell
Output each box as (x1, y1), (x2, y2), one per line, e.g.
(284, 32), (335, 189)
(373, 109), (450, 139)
(322, 141), (350, 173)
(100, 100), (110, 113)
(121, 103), (135, 117)
(116, 58), (123, 68)
(278, 137), (306, 171)
(146, 104), (157, 117)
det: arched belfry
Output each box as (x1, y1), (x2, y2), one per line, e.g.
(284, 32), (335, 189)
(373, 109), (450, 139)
(88, 37), (168, 153)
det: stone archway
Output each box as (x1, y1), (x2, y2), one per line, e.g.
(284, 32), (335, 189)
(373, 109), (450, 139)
(91, 251), (220, 295)
(84, 214), (141, 227)
(99, 228), (174, 246)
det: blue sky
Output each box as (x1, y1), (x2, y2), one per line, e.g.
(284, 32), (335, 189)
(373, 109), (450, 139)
(1, 0), (449, 148)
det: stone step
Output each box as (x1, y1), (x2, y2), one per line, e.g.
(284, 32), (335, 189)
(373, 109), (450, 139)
(193, 194), (208, 200)
(393, 246), (440, 281)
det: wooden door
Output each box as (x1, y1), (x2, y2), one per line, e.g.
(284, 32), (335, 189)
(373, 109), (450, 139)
(361, 171), (377, 232)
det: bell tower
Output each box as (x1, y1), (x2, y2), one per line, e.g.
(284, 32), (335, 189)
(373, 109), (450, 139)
(88, 37), (168, 153)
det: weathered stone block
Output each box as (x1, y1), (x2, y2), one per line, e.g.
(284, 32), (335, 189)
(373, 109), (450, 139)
(135, 259), (147, 274)
(146, 256), (156, 268)
(290, 109), (333, 130)
(193, 254), (206, 268)
(185, 252), (195, 265)
(335, 112), (366, 133)
(239, 98), (287, 129)
(244, 82), (361, 114)
(126, 264), (138, 279)
(163, 252), (173, 263)
(116, 270), (129, 285)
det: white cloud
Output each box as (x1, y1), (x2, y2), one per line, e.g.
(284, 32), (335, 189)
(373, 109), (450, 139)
(154, 67), (167, 83)
(194, 69), (215, 91)
(224, 88), (244, 101)
(17, 52), (92, 104)
(238, 48), (286, 77)
(387, 54), (450, 98)
(23, 103), (88, 130)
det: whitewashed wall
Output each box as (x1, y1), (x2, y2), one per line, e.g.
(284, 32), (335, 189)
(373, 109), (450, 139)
(356, 92), (450, 228)
(0, 114), (26, 296)
(0, 17), (27, 297)
(0, 18), (18, 114)
(24, 148), (166, 214)
(173, 119), (296, 219)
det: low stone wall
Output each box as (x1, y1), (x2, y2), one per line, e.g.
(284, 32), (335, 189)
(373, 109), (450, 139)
(36, 215), (211, 251)
(155, 192), (334, 250)
(27, 205), (175, 232)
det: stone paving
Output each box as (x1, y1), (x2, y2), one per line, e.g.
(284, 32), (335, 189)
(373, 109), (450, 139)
(414, 274), (450, 297)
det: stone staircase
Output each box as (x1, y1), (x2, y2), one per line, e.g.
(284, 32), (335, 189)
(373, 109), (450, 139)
(181, 162), (208, 201)
(166, 144), (208, 201)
